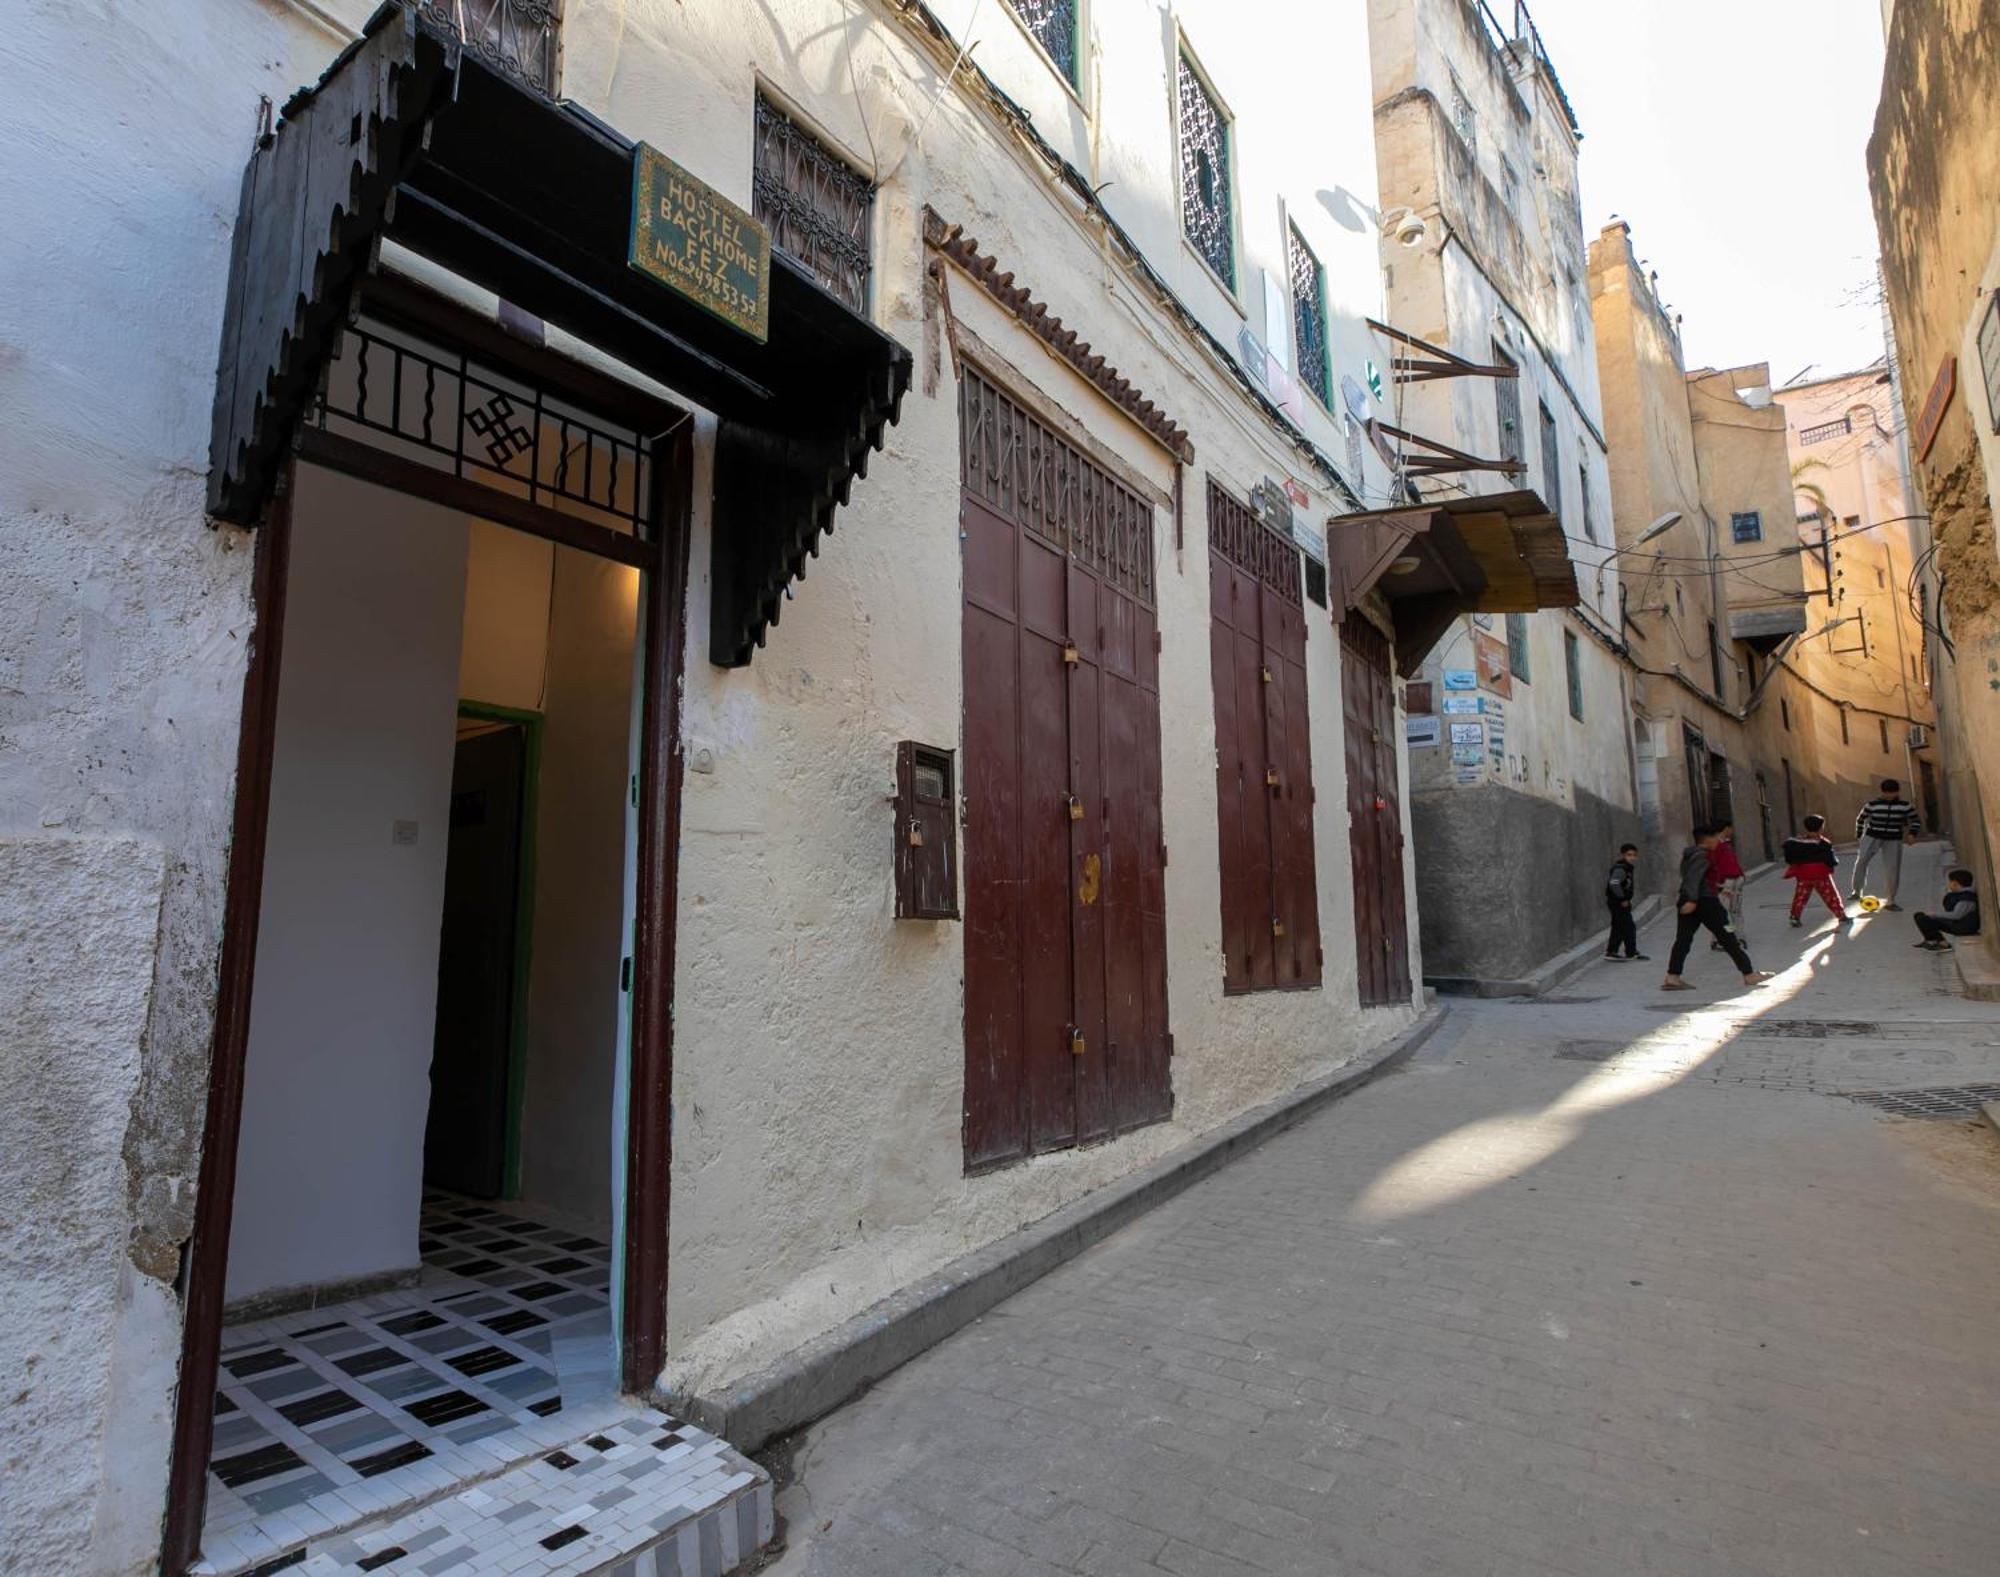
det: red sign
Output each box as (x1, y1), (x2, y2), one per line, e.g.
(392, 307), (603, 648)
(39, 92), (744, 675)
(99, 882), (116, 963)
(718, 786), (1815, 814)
(1914, 355), (1957, 462)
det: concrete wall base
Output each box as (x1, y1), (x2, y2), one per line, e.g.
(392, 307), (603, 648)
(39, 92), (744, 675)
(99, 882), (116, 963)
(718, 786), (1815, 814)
(1427, 896), (1664, 997)
(654, 1008), (1448, 1454)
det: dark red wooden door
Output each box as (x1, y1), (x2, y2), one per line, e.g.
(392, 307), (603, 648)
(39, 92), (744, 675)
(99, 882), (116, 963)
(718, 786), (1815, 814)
(960, 368), (1170, 1170)
(1340, 618), (1411, 1005)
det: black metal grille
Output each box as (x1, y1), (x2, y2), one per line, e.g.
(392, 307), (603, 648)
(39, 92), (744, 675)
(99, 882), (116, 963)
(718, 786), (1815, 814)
(753, 96), (875, 313)
(1007, 0), (1079, 85)
(1288, 228), (1330, 407)
(960, 367), (1155, 607)
(1839, 1085), (2000, 1120)
(1177, 54), (1233, 287)
(409, 0), (560, 96)
(1208, 480), (1301, 606)
(313, 319), (655, 534)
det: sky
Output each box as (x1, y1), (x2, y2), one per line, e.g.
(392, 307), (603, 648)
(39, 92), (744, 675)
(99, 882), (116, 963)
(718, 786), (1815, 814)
(1522, 0), (1890, 386)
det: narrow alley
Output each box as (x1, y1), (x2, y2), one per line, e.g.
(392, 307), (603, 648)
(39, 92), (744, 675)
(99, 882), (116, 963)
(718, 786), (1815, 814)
(768, 847), (2000, 1577)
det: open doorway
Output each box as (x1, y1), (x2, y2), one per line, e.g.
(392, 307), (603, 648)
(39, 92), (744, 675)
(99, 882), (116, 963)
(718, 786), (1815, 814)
(198, 470), (649, 1566)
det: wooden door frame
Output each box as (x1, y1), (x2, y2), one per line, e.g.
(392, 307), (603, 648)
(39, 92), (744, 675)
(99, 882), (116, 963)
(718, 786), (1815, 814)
(451, 700), (546, 1200)
(161, 418), (693, 1572)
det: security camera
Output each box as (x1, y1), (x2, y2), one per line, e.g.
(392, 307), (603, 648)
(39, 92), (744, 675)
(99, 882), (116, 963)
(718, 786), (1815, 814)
(1380, 207), (1428, 249)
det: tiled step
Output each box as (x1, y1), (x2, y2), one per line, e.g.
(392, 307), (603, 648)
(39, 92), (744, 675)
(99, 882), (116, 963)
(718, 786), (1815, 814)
(196, 1410), (772, 1577)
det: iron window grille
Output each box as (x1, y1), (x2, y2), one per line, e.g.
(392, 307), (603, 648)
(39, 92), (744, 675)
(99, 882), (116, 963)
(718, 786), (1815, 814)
(1177, 52), (1234, 288)
(407, 0), (560, 96)
(1577, 461), (1596, 542)
(959, 366), (1156, 608)
(312, 317), (656, 536)
(1564, 629), (1582, 720)
(1798, 415), (1850, 445)
(1731, 510), (1763, 543)
(1005, 0), (1080, 88)
(752, 95), (875, 313)
(1288, 226), (1331, 408)
(1208, 477), (1303, 605)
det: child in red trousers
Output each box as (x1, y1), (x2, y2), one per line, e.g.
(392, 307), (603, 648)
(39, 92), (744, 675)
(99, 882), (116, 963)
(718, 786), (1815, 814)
(1782, 815), (1848, 926)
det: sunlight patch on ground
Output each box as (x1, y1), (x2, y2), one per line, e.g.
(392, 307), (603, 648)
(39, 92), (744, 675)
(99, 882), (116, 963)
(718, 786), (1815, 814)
(1350, 933), (1844, 1225)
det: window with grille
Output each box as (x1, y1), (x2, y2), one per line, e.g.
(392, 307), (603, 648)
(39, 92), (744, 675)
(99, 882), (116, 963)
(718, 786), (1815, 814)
(1731, 510), (1762, 543)
(1506, 612), (1531, 682)
(1450, 75), (1477, 154)
(1578, 460), (1596, 543)
(1493, 341), (1522, 464)
(1799, 415), (1850, 445)
(1207, 479), (1319, 994)
(411, 0), (561, 95)
(1539, 401), (1560, 522)
(1005, 0), (1079, 87)
(1344, 414), (1365, 491)
(1178, 52), (1234, 288)
(752, 95), (875, 313)
(1564, 630), (1583, 721)
(1288, 227), (1330, 407)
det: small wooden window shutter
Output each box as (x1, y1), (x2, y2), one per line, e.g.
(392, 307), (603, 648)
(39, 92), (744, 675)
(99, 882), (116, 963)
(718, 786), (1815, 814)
(894, 741), (960, 920)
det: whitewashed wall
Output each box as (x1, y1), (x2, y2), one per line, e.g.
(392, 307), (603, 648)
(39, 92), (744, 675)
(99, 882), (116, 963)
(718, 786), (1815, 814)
(1, 1), (1412, 1567)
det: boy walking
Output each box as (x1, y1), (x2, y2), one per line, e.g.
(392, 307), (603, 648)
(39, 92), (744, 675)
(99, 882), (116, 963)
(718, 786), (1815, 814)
(1782, 815), (1847, 927)
(1603, 843), (1646, 960)
(1663, 824), (1775, 991)
(1913, 869), (1981, 951)
(1852, 779), (1921, 909)
(1707, 821), (1745, 950)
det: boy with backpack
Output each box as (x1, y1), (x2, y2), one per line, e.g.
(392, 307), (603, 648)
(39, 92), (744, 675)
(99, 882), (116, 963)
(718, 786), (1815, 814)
(1782, 814), (1847, 927)
(1603, 843), (1646, 961)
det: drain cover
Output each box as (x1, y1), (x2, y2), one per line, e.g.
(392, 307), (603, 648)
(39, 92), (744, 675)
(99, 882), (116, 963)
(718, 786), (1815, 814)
(1555, 1041), (1624, 1062)
(1838, 1085), (2000, 1119)
(1512, 995), (1606, 1006)
(1754, 1020), (1883, 1038)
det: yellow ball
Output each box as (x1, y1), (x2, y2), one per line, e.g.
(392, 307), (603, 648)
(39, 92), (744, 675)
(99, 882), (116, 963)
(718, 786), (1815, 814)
(1859, 895), (1882, 913)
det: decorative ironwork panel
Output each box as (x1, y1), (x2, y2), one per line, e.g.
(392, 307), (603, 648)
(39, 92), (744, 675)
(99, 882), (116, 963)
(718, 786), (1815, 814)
(408, 0), (560, 96)
(753, 96), (875, 313)
(1177, 54), (1233, 287)
(1288, 227), (1330, 407)
(1006, 0), (1080, 86)
(1798, 415), (1850, 445)
(960, 367), (1156, 608)
(314, 317), (654, 535)
(1207, 478), (1301, 606)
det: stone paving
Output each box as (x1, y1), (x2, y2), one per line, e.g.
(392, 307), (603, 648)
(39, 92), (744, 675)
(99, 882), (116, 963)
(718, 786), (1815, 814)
(765, 846), (2000, 1576)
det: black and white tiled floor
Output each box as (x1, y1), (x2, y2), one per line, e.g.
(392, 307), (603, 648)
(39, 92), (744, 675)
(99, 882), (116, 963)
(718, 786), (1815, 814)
(197, 1194), (769, 1577)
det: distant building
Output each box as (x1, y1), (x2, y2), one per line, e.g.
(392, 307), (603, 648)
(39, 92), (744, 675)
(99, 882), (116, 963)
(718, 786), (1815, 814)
(1773, 366), (1940, 835)
(1363, 0), (1633, 988)
(1588, 222), (1814, 875)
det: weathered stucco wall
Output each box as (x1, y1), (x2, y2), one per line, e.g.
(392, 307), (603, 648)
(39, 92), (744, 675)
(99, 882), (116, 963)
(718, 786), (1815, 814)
(1869, 0), (2000, 927)
(5, 0), (1419, 1563)
(0, 1), (371, 1568)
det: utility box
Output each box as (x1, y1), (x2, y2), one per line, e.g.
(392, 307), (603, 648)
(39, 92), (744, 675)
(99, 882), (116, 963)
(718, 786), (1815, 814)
(893, 741), (959, 920)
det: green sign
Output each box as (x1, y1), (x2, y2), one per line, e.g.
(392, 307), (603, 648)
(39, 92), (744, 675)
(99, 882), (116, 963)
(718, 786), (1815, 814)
(629, 143), (771, 342)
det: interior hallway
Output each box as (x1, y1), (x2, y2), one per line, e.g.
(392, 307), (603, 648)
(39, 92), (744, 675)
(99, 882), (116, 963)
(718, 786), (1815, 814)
(767, 847), (2000, 1576)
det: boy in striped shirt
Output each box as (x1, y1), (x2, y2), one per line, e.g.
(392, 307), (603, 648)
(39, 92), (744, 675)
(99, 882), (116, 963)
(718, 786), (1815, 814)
(1851, 779), (1921, 910)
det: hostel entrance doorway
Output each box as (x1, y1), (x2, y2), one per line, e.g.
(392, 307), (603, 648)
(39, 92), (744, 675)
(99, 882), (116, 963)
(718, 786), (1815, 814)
(186, 295), (692, 1574)
(168, 15), (910, 1568)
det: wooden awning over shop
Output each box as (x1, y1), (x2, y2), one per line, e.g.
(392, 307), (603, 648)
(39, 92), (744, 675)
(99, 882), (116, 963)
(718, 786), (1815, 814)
(1324, 490), (1579, 676)
(208, 2), (910, 667)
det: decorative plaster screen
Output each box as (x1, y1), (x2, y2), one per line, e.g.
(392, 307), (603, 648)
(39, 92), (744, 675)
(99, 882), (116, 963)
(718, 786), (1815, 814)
(1005, 0), (1079, 85)
(752, 96), (875, 313)
(1288, 227), (1331, 407)
(1177, 53), (1234, 287)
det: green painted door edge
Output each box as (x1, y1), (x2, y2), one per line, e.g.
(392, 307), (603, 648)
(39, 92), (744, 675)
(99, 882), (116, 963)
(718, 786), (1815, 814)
(457, 698), (544, 1201)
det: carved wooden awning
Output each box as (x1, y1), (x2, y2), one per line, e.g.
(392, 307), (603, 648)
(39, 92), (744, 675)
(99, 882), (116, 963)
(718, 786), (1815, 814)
(209, 2), (910, 667)
(1324, 489), (1578, 677)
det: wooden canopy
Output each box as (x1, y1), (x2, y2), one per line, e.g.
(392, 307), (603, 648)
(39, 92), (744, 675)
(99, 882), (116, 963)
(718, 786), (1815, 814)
(1324, 490), (1580, 676)
(208, 2), (910, 667)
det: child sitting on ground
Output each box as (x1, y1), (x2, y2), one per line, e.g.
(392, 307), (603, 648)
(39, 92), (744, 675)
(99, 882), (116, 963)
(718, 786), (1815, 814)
(1782, 815), (1847, 928)
(1914, 869), (1981, 951)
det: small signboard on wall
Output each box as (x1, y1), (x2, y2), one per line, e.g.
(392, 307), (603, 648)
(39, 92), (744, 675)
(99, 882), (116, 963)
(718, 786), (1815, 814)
(1448, 722), (1483, 745)
(1442, 668), (1477, 691)
(1473, 632), (1512, 698)
(1406, 716), (1441, 749)
(629, 143), (772, 342)
(1442, 695), (1480, 716)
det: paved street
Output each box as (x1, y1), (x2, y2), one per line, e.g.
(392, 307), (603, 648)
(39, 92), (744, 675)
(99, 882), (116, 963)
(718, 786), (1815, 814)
(766, 848), (2000, 1577)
